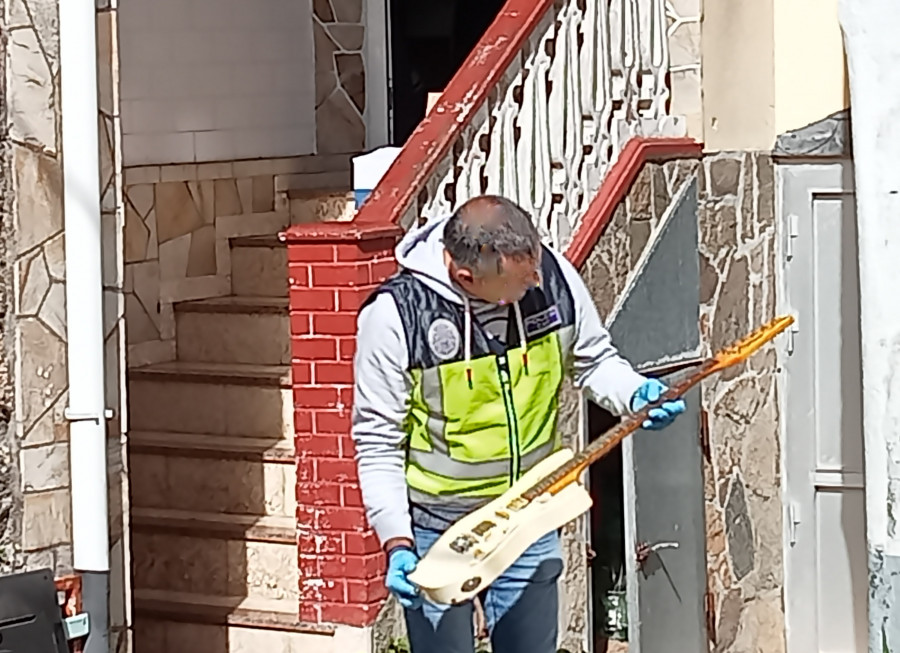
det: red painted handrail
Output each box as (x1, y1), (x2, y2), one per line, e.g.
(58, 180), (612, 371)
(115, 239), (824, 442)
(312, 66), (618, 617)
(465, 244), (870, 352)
(564, 137), (703, 267)
(350, 0), (555, 227)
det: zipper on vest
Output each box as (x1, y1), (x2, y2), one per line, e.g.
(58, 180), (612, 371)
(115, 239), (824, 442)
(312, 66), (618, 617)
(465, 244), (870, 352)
(496, 355), (521, 484)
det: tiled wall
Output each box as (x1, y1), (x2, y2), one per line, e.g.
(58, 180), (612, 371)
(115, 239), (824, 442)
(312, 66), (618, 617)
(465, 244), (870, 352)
(118, 0), (316, 165)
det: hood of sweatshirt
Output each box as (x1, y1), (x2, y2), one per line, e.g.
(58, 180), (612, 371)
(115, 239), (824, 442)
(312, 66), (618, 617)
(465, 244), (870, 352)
(393, 214), (463, 303)
(393, 214), (532, 379)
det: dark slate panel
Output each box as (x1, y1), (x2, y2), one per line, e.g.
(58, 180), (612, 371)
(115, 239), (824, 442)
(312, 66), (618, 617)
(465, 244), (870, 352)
(609, 177), (700, 367)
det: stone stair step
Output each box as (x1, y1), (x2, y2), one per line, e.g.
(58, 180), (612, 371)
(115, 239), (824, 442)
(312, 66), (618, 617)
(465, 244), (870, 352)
(133, 590), (336, 642)
(132, 507), (295, 544)
(175, 297), (289, 365)
(130, 430), (293, 461)
(229, 236), (287, 298)
(131, 509), (298, 603)
(134, 615), (337, 653)
(129, 362), (293, 437)
(129, 431), (295, 518)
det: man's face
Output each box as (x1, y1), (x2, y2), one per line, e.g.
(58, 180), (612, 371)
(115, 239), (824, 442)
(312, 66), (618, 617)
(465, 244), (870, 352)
(447, 252), (541, 305)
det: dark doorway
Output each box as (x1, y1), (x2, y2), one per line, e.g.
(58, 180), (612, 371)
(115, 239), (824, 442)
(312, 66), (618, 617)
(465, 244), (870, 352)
(388, 0), (505, 145)
(588, 402), (630, 653)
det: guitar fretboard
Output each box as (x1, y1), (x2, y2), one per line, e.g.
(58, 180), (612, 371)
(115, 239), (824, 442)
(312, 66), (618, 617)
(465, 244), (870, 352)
(520, 359), (717, 502)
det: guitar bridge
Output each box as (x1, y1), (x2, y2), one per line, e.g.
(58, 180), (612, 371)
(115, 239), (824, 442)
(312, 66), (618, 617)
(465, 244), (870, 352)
(450, 534), (477, 554)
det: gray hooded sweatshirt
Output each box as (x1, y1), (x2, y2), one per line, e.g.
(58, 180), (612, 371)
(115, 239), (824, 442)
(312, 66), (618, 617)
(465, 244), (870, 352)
(351, 214), (647, 545)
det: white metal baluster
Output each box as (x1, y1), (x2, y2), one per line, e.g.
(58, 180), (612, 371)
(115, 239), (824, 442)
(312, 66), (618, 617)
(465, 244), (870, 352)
(548, 4), (569, 246)
(421, 155), (455, 220)
(564, 2), (585, 240)
(500, 77), (521, 202)
(515, 30), (541, 215)
(622, 0), (642, 125)
(646, 0), (669, 118)
(535, 70), (553, 244)
(592, 0), (615, 190)
(455, 105), (491, 203)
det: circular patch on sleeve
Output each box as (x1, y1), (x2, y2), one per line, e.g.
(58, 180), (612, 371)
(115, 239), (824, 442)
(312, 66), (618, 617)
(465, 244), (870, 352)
(427, 318), (461, 360)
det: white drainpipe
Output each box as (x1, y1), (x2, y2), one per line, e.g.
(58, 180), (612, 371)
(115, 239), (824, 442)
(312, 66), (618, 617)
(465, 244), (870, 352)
(59, 0), (110, 651)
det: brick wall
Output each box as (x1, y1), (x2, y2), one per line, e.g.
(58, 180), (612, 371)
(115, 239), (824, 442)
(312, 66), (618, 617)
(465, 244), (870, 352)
(285, 222), (402, 627)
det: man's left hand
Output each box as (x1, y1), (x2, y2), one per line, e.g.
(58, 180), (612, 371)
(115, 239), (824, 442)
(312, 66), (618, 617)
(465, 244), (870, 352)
(631, 378), (685, 430)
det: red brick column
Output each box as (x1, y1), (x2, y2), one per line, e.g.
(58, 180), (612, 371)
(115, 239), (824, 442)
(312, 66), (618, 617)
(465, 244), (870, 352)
(282, 222), (403, 627)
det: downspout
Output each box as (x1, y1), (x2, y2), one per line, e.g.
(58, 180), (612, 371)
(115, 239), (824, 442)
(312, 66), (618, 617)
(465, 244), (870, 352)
(59, 1), (110, 652)
(838, 1), (900, 651)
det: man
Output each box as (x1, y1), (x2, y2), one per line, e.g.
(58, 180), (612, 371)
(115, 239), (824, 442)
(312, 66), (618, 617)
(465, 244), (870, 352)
(351, 196), (685, 653)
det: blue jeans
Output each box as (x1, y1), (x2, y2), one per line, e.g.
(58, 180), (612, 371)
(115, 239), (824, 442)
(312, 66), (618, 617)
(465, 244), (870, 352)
(405, 525), (564, 653)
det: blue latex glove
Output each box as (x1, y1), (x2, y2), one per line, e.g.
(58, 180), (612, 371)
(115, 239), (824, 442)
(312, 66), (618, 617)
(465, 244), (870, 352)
(385, 547), (423, 609)
(631, 378), (686, 430)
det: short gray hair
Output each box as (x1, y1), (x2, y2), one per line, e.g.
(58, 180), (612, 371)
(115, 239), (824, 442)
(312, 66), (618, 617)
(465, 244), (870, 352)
(443, 196), (541, 276)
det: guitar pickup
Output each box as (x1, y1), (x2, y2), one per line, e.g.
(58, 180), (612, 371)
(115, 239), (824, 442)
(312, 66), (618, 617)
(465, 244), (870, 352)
(506, 497), (528, 511)
(472, 520), (496, 536)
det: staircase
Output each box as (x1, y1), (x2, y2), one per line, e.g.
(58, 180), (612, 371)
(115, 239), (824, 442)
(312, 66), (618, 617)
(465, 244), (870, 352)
(127, 0), (682, 646)
(129, 192), (350, 650)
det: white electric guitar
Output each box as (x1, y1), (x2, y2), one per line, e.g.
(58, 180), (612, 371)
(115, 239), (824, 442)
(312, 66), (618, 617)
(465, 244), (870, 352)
(408, 315), (795, 606)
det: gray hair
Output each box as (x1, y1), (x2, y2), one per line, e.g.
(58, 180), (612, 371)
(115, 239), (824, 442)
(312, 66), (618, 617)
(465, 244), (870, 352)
(443, 195), (541, 276)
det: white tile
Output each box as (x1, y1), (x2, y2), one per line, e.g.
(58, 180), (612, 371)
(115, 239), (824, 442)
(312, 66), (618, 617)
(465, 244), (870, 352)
(195, 64), (235, 98)
(212, 32), (245, 64)
(214, 98), (255, 130)
(151, 66), (193, 99)
(234, 1), (269, 30)
(123, 132), (195, 167)
(232, 64), (276, 96)
(155, 2), (185, 31)
(123, 32), (171, 66)
(275, 127), (316, 157)
(172, 99), (215, 133)
(257, 35), (294, 64)
(122, 99), (174, 135)
(120, 64), (154, 100)
(194, 130), (236, 163)
(118, 0), (155, 28)
(204, 0), (240, 30)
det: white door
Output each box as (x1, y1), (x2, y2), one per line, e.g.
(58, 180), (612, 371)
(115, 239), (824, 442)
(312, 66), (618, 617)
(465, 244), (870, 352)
(780, 162), (868, 653)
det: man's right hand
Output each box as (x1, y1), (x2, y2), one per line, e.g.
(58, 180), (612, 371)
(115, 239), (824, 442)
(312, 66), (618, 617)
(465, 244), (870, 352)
(385, 545), (423, 609)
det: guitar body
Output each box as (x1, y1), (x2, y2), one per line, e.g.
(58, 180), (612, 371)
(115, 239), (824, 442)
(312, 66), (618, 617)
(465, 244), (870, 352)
(407, 447), (592, 605)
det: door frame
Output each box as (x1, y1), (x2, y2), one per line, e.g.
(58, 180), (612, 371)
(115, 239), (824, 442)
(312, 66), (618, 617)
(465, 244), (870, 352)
(363, 0), (391, 148)
(621, 358), (707, 653)
(777, 157), (865, 653)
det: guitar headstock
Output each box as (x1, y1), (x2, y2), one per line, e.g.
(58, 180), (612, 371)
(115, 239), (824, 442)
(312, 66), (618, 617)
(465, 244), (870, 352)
(707, 315), (795, 374)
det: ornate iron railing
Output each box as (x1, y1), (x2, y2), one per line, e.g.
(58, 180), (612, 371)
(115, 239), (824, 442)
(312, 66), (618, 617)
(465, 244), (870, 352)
(355, 0), (682, 250)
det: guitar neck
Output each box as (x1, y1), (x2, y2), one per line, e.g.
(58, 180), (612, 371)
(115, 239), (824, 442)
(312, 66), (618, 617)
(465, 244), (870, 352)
(520, 359), (718, 501)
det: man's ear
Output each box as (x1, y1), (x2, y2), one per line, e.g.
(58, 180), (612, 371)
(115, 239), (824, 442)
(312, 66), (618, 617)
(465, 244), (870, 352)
(454, 266), (475, 286)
